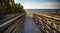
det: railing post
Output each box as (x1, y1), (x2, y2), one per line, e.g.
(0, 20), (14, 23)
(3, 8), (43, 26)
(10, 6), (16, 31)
(0, 13), (26, 33)
(33, 13), (60, 33)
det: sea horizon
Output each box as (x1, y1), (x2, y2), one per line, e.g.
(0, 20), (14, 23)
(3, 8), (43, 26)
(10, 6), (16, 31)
(25, 9), (60, 13)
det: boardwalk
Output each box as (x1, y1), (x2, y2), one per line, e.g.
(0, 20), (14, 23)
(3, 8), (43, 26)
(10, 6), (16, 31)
(20, 14), (42, 33)
(0, 13), (60, 33)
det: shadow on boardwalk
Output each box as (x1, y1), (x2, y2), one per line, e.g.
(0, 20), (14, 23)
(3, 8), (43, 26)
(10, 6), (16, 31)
(20, 15), (43, 33)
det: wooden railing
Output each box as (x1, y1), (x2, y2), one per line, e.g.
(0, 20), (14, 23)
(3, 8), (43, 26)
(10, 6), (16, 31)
(0, 13), (26, 33)
(33, 12), (60, 33)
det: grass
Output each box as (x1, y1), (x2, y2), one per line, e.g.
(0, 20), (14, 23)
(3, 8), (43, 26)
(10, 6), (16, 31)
(49, 19), (60, 27)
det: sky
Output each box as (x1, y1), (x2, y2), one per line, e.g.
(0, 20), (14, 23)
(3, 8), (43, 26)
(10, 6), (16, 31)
(15, 0), (60, 9)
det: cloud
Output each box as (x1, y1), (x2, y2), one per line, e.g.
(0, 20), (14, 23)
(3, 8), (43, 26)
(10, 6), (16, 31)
(22, 2), (60, 9)
(38, 2), (60, 9)
(14, 0), (60, 9)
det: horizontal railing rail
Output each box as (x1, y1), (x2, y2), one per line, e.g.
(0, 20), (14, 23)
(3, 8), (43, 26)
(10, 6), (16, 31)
(0, 13), (26, 33)
(33, 12), (60, 33)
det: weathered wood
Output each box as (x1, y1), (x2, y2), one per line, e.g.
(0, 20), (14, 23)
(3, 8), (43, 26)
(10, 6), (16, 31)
(0, 13), (25, 33)
(33, 12), (60, 33)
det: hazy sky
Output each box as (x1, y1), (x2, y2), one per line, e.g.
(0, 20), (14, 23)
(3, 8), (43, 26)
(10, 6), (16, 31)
(15, 0), (60, 9)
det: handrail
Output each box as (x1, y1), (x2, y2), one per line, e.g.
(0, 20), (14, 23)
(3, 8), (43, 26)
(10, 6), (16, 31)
(0, 13), (24, 28)
(33, 12), (60, 33)
(33, 12), (60, 21)
(0, 13), (25, 33)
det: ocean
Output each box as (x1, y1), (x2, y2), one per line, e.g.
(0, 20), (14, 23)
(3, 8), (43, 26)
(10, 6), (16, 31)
(25, 9), (60, 13)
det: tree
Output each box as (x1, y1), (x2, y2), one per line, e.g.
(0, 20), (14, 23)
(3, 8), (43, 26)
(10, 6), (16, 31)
(0, 0), (26, 15)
